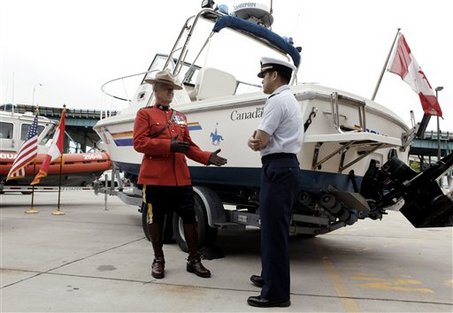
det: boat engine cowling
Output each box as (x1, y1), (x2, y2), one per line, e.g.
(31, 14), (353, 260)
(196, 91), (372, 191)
(361, 153), (453, 228)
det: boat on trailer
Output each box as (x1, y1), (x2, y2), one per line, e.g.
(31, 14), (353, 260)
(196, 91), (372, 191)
(0, 110), (112, 190)
(93, 3), (453, 253)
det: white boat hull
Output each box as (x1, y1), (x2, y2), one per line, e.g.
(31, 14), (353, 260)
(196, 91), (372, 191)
(95, 83), (409, 197)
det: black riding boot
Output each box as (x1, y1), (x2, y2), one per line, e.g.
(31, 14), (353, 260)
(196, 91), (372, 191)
(183, 223), (211, 278)
(148, 223), (165, 279)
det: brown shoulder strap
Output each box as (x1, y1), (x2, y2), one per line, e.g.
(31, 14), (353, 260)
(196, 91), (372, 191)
(149, 109), (176, 138)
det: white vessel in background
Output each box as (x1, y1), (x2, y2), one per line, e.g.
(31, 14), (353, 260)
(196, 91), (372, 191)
(94, 3), (453, 251)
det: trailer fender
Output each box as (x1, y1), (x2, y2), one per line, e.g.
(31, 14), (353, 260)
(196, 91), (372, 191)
(193, 186), (226, 227)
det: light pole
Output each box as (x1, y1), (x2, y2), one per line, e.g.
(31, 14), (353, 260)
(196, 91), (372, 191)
(32, 83), (42, 106)
(435, 86), (443, 160)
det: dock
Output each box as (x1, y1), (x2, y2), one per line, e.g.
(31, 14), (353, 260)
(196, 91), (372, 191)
(1, 190), (452, 312)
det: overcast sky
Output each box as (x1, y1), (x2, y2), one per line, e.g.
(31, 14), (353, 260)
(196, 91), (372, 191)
(1, 0), (451, 132)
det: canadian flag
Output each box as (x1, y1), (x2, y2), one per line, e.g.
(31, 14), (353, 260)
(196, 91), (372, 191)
(387, 33), (442, 117)
(31, 110), (66, 185)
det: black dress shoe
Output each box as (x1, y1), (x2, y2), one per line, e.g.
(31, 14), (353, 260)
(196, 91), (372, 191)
(250, 274), (264, 287)
(247, 295), (291, 308)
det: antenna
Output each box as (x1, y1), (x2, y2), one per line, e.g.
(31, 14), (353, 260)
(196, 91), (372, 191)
(270, 0), (273, 14)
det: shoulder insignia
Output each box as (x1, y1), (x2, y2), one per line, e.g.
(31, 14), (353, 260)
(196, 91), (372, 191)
(268, 92), (280, 99)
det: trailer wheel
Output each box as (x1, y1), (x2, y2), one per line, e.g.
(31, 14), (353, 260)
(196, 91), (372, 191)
(320, 193), (336, 209)
(172, 193), (217, 253)
(141, 203), (174, 243)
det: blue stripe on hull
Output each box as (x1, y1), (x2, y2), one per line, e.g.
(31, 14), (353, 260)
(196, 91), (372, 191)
(115, 162), (362, 194)
(113, 138), (133, 146)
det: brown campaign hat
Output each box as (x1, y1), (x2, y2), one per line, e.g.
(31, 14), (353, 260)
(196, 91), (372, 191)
(145, 70), (183, 90)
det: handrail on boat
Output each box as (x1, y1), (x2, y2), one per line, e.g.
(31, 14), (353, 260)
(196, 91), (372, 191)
(100, 69), (158, 102)
(165, 9), (222, 76)
(330, 92), (367, 134)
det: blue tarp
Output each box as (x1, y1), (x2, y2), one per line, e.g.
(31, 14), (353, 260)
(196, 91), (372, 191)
(212, 15), (301, 67)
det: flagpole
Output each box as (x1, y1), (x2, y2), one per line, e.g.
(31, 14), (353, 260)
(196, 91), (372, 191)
(371, 28), (401, 101)
(25, 162), (39, 214)
(25, 106), (39, 214)
(52, 105), (66, 216)
(52, 155), (65, 215)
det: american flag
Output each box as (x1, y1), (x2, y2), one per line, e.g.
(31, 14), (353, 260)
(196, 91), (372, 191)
(6, 113), (39, 180)
(31, 109), (66, 186)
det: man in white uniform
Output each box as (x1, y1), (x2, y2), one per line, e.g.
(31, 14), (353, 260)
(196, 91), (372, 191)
(247, 57), (304, 308)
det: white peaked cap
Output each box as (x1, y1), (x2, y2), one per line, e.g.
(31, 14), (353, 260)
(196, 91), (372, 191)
(258, 57), (297, 78)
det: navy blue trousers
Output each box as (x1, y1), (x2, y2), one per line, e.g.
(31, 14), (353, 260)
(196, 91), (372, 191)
(259, 157), (298, 302)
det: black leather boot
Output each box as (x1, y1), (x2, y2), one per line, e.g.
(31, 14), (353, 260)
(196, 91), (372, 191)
(183, 223), (211, 278)
(148, 223), (165, 278)
(151, 256), (165, 279)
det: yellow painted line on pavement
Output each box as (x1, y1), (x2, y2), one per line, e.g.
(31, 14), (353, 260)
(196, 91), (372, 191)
(351, 275), (385, 282)
(352, 274), (433, 293)
(322, 256), (361, 313)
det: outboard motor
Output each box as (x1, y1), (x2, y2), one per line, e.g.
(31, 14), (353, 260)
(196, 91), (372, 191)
(362, 152), (453, 227)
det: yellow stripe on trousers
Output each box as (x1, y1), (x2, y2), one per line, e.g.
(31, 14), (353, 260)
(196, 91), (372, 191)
(142, 185), (153, 224)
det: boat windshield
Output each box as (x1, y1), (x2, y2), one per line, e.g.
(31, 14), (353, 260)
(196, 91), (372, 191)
(20, 123), (45, 141)
(143, 54), (201, 87)
(37, 123), (56, 146)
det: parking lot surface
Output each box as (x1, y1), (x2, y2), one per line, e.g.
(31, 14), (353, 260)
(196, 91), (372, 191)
(1, 190), (452, 312)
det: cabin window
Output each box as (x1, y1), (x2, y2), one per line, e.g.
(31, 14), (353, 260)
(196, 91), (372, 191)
(20, 123), (45, 140)
(0, 122), (13, 139)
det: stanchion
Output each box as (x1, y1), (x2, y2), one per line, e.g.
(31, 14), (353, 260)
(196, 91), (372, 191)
(52, 208), (65, 215)
(104, 173), (108, 211)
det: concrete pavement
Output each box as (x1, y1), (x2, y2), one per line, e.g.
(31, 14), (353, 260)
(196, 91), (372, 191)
(1, 190), (452, 312)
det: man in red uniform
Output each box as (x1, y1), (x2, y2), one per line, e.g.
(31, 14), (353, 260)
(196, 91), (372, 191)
(133, 70), (227, 279)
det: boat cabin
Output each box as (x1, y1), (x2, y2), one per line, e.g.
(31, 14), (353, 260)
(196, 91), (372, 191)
(0, 111), (54, 153)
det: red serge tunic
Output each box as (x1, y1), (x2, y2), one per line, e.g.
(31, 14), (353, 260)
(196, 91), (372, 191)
(133, 106), (211, 186)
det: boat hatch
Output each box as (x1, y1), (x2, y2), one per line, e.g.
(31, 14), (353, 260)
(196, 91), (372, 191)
(306, 132), (401, 172)
(305, 92), (402, 173)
